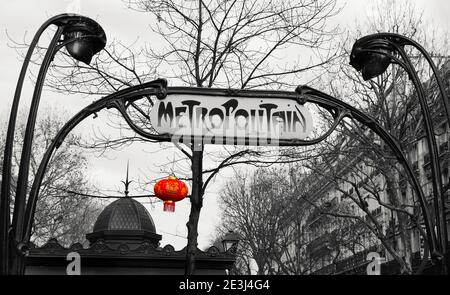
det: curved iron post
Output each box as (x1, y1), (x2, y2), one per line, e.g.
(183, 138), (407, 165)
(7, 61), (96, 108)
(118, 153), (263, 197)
(296, 85), (441, 265)
(0, 14), (78, 275)
(394, 45), (447, 272)
(351, 33), (449, 273)
(10, 28), (65, 275)
(0, 13), (108, 274)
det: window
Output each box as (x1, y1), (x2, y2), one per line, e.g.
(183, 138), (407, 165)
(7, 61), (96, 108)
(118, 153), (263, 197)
(412, 161), (419, 175)
(410, 142), (418, 162)
(443, 167), (449, 185)
(439, 142), (448, 154)
(425, 166), (432, 180)
(371, 206), (382, 217)
(330, 197), (338, 206)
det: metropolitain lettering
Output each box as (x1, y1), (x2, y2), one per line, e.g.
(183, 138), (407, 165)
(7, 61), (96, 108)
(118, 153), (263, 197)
(154, 98), (310, 138)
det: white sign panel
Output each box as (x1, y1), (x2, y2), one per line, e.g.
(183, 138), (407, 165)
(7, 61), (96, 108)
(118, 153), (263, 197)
(149, 94), (313, 145)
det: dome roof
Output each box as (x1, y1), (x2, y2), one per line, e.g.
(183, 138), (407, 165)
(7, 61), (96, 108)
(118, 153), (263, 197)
(92, 197), (156, 233)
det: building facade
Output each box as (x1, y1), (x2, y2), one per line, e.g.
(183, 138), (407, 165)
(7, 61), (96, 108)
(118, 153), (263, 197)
(296, 65), (450, 275)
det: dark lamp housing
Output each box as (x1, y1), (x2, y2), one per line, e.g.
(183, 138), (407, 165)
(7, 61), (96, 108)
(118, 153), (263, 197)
(350, 38), (394, 80)
(63, 17), (106, 65)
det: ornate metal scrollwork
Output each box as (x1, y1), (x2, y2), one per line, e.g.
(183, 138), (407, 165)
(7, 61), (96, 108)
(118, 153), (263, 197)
(19, 79), (440, 266)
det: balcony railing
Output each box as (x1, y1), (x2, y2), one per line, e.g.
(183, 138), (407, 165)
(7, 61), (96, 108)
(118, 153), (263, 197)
(311, 245), (379, 275)
(423, 153), (430, 167)
(307, 235), (329, 251)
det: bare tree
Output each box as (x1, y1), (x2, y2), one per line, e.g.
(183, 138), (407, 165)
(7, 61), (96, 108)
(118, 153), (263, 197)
(287, 0), (450, 274)
(218, 167), (312, 274)
(299, 150), (416, 274)
(9, 0), (343, 274)
(0, 108), (103, 247)
(302, 200), (379, 274)
(214, 0), (450, 275)
(127, 0), (341, 89)
(217, 164), (380, 274)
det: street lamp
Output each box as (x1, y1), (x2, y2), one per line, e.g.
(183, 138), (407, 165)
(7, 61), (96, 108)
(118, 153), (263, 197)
(0, 13), (106, 275)
(350, 33), (449, 274)
(222, 230), (240, 252)
(222, 230), (239, 275)
(63, 18), (106, 64)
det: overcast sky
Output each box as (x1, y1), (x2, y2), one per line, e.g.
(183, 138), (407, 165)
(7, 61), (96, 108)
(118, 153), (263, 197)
(1, 0), (450, 250)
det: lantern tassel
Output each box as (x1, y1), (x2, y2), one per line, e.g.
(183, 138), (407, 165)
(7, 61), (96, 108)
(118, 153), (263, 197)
(163, 201), (175, 212)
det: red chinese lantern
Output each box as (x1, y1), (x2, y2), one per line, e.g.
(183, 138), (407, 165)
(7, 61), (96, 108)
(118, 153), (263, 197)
(154, 175), (188, 212)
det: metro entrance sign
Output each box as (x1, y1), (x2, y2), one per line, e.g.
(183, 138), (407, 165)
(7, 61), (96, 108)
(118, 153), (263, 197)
(149, 90), (313, 146)
(1, 14), (446, 275)
(1, 79), (442, 275)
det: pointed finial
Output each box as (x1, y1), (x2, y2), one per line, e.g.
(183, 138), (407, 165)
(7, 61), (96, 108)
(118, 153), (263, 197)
(121, 160), (132, 197)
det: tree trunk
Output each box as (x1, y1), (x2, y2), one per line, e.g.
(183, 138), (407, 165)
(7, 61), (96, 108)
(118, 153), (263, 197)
(399, 214), (413, 273)
(384, 166), (413, 274)
(185, 146), (203, 275)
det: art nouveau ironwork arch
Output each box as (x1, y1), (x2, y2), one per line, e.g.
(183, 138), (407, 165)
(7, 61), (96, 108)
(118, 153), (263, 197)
(20, 79), (441, 275)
